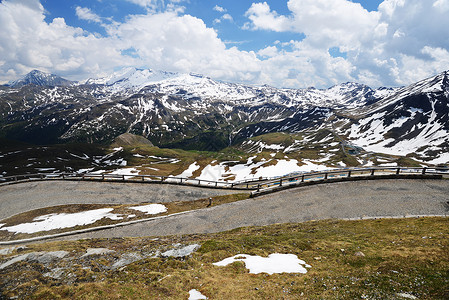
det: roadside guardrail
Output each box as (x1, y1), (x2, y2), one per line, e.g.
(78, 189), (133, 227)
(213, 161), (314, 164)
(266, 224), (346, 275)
(0, 167), (447, 194)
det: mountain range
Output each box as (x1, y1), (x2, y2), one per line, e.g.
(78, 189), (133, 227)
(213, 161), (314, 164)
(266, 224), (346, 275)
(1, 68), (448, 165)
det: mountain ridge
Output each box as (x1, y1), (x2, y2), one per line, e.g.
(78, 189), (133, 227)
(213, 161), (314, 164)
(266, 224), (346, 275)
(1, 68), (448, 164)
(6, 70), (73, 88)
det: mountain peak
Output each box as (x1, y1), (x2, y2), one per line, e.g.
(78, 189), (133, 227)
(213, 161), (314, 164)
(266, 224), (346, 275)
(85, 67), (179, 88)
(6, 70), (73, 88)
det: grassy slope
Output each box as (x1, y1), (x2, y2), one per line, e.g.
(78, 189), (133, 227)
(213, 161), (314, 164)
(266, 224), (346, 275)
(1, 217), (447, 299)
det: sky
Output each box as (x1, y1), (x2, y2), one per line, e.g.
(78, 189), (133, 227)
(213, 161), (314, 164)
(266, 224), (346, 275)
(1, 0), (449, 89)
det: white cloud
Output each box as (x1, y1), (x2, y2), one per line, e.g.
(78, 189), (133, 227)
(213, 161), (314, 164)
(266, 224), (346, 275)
(222, 13), (233, 21)
(213, 5), (226, 13)
(125, 0), (185, 11)
(244, 2), (290, 32)
(0, 0), (261, 85)
(214, 13), (233, 24)
(433, 0), (449, 10)
(1, 0), (449, 89)
(125, 0), (154, 8)
(243, 0), (449, 87)
(257, 46), (278, 58)
(75, 6), (102, 24)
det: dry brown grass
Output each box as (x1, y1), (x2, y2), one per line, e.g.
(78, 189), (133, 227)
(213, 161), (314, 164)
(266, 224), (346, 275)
(2, 217), (447, 299)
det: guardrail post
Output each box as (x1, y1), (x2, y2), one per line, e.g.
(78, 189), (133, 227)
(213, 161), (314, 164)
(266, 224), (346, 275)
(62, 174), (65, 180)
(231, 183), (234, 188)
(422, 167), (427, 175)
(198, 180), (201, 185)
(396, 167), (400, 175)
(141, 175), (145, 182)
(122, 175), (125, 181)
(102, 174), (105, 180)
(161, 176), (165, 182)
(246, 183), (249, 189)
(257, 184), (260, 192)
(348, 170), (351, 178)
(301, 175), (304, 182)
(180, 177), (183, 183)
(324, 173), (328, 180)
(279, 179), (283, 186)
(215, 181), (218, 187)
(371, 169), (375, 176)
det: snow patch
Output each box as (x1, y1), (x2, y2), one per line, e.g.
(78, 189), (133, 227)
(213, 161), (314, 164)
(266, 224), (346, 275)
(213, 253), (311, 275)
(189, 289), (207, 300)
(179, 162), (201, 178)
(108, 167), (139, 175)
(0, 209), (123, 234)
(129, 204), (167, 215)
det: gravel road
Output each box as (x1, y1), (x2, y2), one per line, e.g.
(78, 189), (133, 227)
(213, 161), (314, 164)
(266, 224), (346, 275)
(46, 178), (449, 241)
(0, 180), (241, 220)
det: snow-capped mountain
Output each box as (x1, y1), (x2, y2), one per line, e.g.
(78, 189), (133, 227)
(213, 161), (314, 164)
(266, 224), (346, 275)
(337, 71), (449, 163)
(5, 70), (73, 88)
(83, 67), (392, 108)
(1, 68), (448, 164)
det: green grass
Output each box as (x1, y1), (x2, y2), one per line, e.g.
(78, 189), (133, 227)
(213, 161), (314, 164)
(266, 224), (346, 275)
(1, 217), (447, 299)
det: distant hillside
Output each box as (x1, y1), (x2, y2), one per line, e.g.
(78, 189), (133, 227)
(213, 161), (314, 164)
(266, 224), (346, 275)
(112, 133), (154, 147)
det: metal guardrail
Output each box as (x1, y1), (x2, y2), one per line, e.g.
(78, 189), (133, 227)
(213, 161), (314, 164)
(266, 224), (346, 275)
(0, 172), (253, 190)
(249, 167), (448, 195)
(0, 167), (447, 192)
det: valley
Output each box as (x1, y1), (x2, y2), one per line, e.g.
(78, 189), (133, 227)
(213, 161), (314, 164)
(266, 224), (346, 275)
(2, 68), (448, 181)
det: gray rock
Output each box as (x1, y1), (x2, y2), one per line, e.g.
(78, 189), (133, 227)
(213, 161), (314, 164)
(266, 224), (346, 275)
(161, 244), (200, 258)
(43, 268), (66, 280)
(111, 252), (142, 270)
(82, 248), (115, 258)
(36, 251), (69, 264)
(0, 246), (18, 256)
(0, 252), (41, 270)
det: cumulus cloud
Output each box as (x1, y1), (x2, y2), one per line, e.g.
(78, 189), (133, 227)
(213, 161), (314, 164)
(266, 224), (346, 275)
(1, 0), (449, 89)
(0, 0), (260, 84)
(244, 2), (290, 32)
(244, 0), (449, 87)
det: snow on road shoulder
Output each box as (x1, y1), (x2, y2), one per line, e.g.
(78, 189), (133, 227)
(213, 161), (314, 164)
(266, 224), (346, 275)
(0, 209), (123, 234)
(129, 204), (167, 215)
(213, 253), (311, 275)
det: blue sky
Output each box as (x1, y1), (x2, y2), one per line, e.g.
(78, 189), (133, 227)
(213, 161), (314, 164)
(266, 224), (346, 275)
(1, 0), (448, 88)
(41, 0), (382, 54)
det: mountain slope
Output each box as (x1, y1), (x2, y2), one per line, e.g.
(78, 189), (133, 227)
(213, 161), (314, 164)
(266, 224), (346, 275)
(337, 71), (449, 163)
(6, 70), (73, 88)
(1, 68), (448, 164)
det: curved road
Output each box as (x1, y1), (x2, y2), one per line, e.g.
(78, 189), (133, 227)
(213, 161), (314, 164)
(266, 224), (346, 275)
(30, 178), (449, 241)
(0, 180), (241, 220)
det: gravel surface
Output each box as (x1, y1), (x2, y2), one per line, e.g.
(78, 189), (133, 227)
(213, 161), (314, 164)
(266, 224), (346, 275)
(0, 180), (240, 220)
(48, 179), (449, 241)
